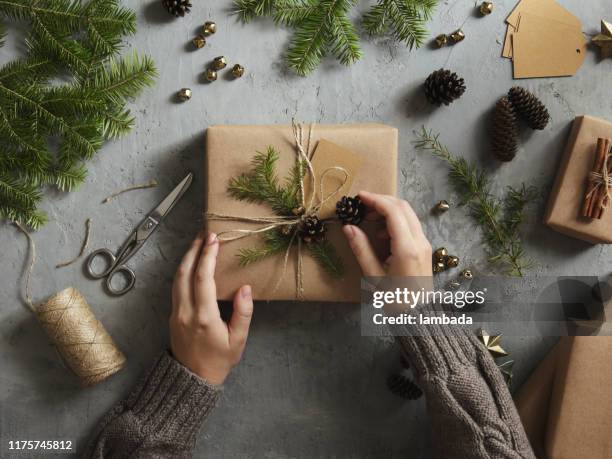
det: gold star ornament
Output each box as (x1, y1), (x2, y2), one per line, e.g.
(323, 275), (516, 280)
(592, 20), (612, 59)
(477, 329), (509, 358)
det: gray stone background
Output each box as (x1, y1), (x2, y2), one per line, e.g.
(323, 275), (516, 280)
(1, 0), (611, 457)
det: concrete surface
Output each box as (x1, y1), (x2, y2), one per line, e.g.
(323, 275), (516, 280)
(1, 0), (610, 457)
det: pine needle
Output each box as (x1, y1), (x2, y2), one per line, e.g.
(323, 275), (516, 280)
(102, 179), (158, 203)
(307, 239), (344, 278)
(56, 217), (92, 268)
(414, 127), (536, 276)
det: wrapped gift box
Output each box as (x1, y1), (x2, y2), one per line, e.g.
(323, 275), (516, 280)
(544, 115), (612, 244)
(205, 124), (397, 302)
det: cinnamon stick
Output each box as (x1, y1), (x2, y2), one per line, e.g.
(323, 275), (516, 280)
(582, 138), (607, 218)
(594, 144), (612, 219)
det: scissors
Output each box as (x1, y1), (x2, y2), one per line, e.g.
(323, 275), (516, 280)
(85, 173), (193, 296)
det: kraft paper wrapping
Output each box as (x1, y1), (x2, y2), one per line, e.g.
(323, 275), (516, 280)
(205, 124), (398, 302)
(544, 116), (612, 244)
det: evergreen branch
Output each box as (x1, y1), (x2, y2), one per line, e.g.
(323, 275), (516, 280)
(237, 228), (293, 266)
(329, 13), (362, 65)
(0, 20), (6, 46)
(101, 105), (133, 139)
(0, 198), (47, 229)
(232, 0), (276, 22)
(0, 172), (40, 208)
(307, 239), (344, 278)
(273, 0), (318, 25)
(0, 57), (54, 84)
(414, 127), (534, 276)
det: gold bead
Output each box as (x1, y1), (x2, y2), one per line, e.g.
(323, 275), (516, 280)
(232, 64), (245, 78)
(212, 56), (227, 70)
(479, 1), (493, 15)
(460, 269), (473, 279)
(192, 34), (206, 49)
(203, 21), (216, 36)
(205, 68), (217, 82)
(450, 29), (465, 43)
(177, 88), (192, 101)
(435, 34), (448, 48)
(434, 200), (450, 212)
(433, 247), (448, 261)
(445, 255), (459, 268)
(433, 261), (446, 274)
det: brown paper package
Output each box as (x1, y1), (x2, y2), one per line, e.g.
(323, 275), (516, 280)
(545, 336), (612, 458)
(544, 115), (612, 244)
(205, 124), (398, 302)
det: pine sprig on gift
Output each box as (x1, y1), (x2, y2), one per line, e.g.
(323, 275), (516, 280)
(362, 0), (437, 49)
(232, 0), (435, 75)
(0, 0), (157, 229)
(414, 128), (537, 276)
(238, 228), (293, 266)
(307, 239), (344, 278)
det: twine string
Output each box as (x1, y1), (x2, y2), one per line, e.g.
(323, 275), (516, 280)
(587, 149), (612, 208)
(205, 122), (349, 298)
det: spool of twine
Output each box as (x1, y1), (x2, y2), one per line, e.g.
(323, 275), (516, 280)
(36, 287), (127, 386)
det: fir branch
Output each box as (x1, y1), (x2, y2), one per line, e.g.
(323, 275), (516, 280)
(232, 0), (276, 22)
(414, 127), (535, 276)
(237, 228), (293, 266)
(273, 0), (318, 25)
(307, 239), (344, 278)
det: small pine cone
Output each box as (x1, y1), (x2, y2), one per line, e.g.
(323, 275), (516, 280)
(508, 87), (550, 130)
(424, 69), (466, 106)
(299, 215), (326, 244)
(387, 373), (423, 400)
(491, 96), (519, 162)
(336, 195), (366, 225)
(161, 0), (192, 17)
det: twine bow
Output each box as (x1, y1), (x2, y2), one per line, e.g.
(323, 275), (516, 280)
(206, 121), (349, 298)
(587, 147), (612, 209)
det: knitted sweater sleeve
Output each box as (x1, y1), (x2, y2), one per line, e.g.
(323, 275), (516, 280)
(397, 325), (535, 459)
(82, 351), (220, 459)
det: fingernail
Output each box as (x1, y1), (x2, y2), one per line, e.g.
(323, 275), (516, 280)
(207, 233), (217, 245)
(343, 225), (356, 240)
(242, 285), (252, 299)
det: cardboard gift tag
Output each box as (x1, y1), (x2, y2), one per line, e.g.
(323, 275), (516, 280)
(512, 12), (586, 78)
(302, 139), (363, 220)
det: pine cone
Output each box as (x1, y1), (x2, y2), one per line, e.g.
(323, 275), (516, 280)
(508, 87), (550, 130)
(336, 195), (366, 225)
(424, 69), (466, 106)
(491, 96), (519, 162)
(299, 215), (326, 244)
(387, 373), (423, 400)
(161, 0), (192, 17)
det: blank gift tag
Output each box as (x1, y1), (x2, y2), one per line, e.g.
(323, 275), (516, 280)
(303, 139), (363, 220)
(512, 12), (586, 78)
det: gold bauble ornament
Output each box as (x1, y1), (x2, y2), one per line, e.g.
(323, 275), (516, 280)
(445, 255), (459, 268)
(479, 1), (493, 15)
(477, 329), (509, 358)
(450, 29), (465, 43)
(433, 261), (446, 273)
(177, 88), (192, 101)
(435, 34), (448, 48)
(203, 21), (217, 36)
(592, 20), (612, 59)
(433, 247), (448, 261)
(434, 200), (450, 212)
(460, 269), (473, 279)
(192, 34), (206, 49)
(205, 69), (217, 82)
(232, 64), (245, 78)
(212, 56), (227, 70)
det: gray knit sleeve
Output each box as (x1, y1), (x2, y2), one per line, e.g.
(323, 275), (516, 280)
(82, 351), (220, 459)
(397, 324), (535, 459)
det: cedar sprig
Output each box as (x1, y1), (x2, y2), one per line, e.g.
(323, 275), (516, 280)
(0, 0), (157, 229)
(414, 127), (536, 276)
(228, 146), (344, 277)
(362, 0), (437, 49)
(233, 0), (435, 75)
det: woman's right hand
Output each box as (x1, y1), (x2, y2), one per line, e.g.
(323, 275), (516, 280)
(341, 191), (433, 278)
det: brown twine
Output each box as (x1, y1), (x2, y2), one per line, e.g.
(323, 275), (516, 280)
(13, 222), (126, 386)
(587, 149), (612, 209)
(102, 179), (158, 204)
(56, 218), (92, 268)
(205, 121), (349, 298)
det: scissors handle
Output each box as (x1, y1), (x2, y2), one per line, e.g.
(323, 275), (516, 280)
(85, 249), (136, 296)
